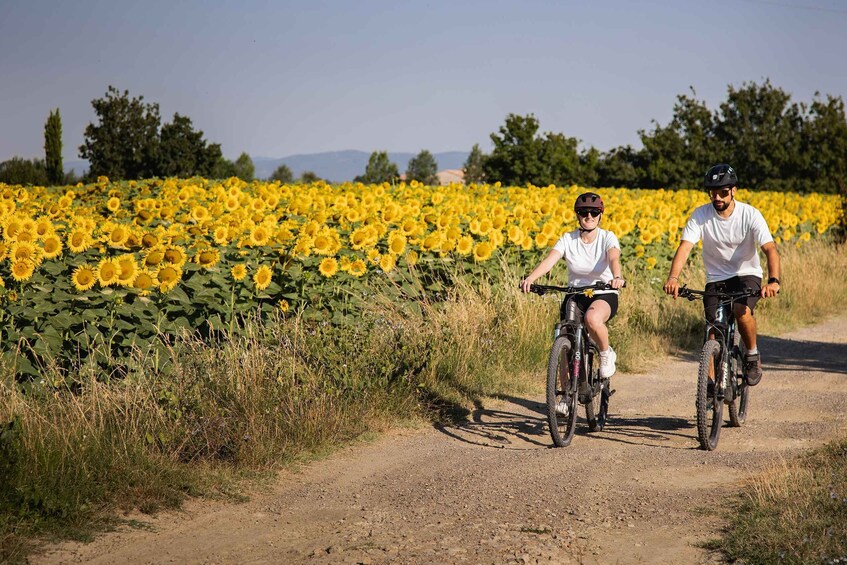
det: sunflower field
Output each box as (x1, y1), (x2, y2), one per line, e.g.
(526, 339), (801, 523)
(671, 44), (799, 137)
(0, 177), (842, 380)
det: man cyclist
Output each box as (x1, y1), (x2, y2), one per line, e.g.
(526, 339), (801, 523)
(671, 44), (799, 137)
(663, 164), (781, 386)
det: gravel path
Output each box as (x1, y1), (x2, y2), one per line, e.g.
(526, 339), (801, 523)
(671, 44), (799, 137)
(37, 316), (847, 564)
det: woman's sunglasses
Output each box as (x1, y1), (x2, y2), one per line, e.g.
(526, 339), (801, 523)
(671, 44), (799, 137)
(576, 209), (602, 218)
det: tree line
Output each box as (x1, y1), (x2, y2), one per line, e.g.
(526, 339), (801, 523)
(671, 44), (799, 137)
(463, 80), (847, 193)
(2, 80), (845, 192)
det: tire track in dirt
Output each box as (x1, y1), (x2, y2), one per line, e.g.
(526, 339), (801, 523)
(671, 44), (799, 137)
(37, 316), (847, 564)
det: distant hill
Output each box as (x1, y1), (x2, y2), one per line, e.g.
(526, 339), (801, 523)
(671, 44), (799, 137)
(255, 150), (470, 183)
(64, 150), (471, 183)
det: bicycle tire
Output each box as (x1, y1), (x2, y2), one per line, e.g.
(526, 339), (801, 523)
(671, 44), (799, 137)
(728, 330), (749, 427)
(547, 336), (578, 447)
(584, 348), (609, 432)
(696, 340), (723, 451)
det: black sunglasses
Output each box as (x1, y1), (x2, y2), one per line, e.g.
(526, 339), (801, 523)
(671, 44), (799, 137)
(576, 209), (602, 218)
(709, 187), (732, 198)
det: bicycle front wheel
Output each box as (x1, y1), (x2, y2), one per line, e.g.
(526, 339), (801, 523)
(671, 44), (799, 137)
(547, 336), (577, 447)
(696, 340), (723, 451)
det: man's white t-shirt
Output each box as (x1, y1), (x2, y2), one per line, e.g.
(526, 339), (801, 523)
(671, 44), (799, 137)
(552, 228), (620, 293)
(680, 201), (774, 283)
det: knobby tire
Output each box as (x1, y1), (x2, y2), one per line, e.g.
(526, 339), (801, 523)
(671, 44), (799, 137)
(547, 336), (577, 447)
(727, 330), (749, 427)
(584, 349), (609, 432)
(697, 340), (723, 450)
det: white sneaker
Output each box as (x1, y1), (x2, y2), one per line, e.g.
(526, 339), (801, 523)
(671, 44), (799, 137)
(555, 400), (569, 417)
(599, 348), (617, 379)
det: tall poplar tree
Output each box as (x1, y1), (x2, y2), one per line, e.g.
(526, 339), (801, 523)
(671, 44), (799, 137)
(44, 108), (63, 184)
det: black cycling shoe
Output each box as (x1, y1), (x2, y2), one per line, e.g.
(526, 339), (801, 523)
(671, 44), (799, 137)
(744, 352), (762, 386)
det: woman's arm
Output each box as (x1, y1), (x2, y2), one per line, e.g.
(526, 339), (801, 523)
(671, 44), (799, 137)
(519, 250), (562, 292)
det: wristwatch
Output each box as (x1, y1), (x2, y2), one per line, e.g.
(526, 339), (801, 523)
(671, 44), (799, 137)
(768, 277), (780, 285)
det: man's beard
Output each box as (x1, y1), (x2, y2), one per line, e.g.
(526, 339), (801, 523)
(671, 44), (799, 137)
(712, 200), (729, 211)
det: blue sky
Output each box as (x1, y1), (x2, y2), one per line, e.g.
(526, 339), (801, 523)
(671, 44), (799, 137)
(2, 0), (846, 164)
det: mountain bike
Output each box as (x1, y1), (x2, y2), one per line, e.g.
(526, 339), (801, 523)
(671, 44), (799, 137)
(675, 285), (757, 451)
(529, 282), (622, 447)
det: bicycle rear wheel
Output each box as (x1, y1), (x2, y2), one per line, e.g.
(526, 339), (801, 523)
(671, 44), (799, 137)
(547, 336), (577, 447)
(728, 330), (749, 427)
(585, 379), (610, 432)
(584, 348), (609, 432)
(696, 340), (723, 450)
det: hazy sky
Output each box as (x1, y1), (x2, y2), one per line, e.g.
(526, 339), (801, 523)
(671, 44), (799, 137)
(2, 0), (846, 164)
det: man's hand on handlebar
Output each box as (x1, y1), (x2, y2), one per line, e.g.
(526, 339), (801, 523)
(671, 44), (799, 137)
(663, 276), (681, 298)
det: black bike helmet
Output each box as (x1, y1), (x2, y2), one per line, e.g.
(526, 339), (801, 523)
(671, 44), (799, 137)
(574, 192), (605, 212)
(703, 164), (738, 190)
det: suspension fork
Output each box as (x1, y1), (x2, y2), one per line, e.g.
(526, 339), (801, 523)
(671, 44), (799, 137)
(570, 322), (584, 394)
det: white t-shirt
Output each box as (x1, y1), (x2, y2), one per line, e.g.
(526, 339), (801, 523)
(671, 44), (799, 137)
(680, 201), (774, 283)
(551, 228), (620, 292)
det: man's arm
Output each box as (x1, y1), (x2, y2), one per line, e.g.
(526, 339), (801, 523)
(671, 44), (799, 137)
(663, 240), (695, 298)
(761, 241), (781, 298)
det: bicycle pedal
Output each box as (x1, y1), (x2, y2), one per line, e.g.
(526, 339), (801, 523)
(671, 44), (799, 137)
(608, 389), (616, 397)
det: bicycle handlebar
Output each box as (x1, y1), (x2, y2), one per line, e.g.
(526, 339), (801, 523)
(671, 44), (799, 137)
(676, 285), (757, 302)
(527, 281), (625, 296)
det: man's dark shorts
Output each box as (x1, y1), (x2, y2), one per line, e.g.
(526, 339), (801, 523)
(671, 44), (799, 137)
(704, 275), (761, 323)
(561, 293), (619, 322)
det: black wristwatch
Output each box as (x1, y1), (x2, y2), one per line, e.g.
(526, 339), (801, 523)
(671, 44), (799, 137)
(768, 277), (780, 285)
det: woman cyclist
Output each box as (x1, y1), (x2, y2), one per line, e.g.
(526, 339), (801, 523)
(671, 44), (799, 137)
(520, 192), (625, 382)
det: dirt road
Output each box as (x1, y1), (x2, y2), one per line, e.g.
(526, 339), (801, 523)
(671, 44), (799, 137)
(38, 316), (847, 564)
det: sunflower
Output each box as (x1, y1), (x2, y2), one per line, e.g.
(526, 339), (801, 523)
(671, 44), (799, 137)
(42, 235), (63, 259)
(144, 248), (165, 267)
(318, 257), (339, 278)
(107, 197), (121, 213)
(107, 225), (130, 247)
(156, 265), (182, 293)
(195, 248), (221, 269)
(141, 232), (159, 248)
(249, 225), (271, 247)
(379, 253), (396, 273)
(10, 241), (40, 264)
(163, 246), (187, 267)
(96, 258), (121, 286)
(67, 229), (91, 253)
(231, 263), (247, 281)
(11, 260), (34, 282)
(0, 242), (6, 262)
(116, 255), (139, 287)
(71, 265), (97, 291)
(278, 299), (290, 313)
(213, 226), (230, 245)
(387, 231), (406, 255)
(456, 235), (474, 256)
(347, 259), (367, 278)
(191, 205), (210, 223)
(313, 234), (334, 255)
(253, 265), (273, 291)
(133, 271), (156, 294)
(35, 217), (54, 238)
(473, 241), (493, 262)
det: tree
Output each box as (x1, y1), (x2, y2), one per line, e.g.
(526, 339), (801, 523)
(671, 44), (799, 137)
(270, 163), (294, 183)
(799, 94), (847, 193)
(595, 146), (644, 188)
(714, 80), (803, 190)
(233, 152), (255, 182)
(354, 151), (399, 184)
(158, 113), (221, 178)
(463, 143), (487, 183)
(210, 156), (238, 179)
(298, 171), (321, 183)
(483, 113), (584, 186)
(44, 108), (63, 185)
(405, 150), (439, 185)
(637, 88), (715, 189)
(79, 86), (161, 180)
(0, 157), (48, 186)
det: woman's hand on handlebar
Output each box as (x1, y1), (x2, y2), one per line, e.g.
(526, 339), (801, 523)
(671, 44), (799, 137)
(519, 278), (534, 293)
(610, 276), (625, 290)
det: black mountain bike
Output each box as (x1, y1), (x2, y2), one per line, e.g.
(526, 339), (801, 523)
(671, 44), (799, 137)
(675, 285), (756, 451)
(529, 282), (622, 447)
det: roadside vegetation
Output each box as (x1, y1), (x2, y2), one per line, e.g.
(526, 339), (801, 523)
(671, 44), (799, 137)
(2, 235), (846, 562)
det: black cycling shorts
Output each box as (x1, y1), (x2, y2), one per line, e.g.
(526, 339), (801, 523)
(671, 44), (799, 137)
(562, 293), (619, 322)
(704, 275), (761, 323)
